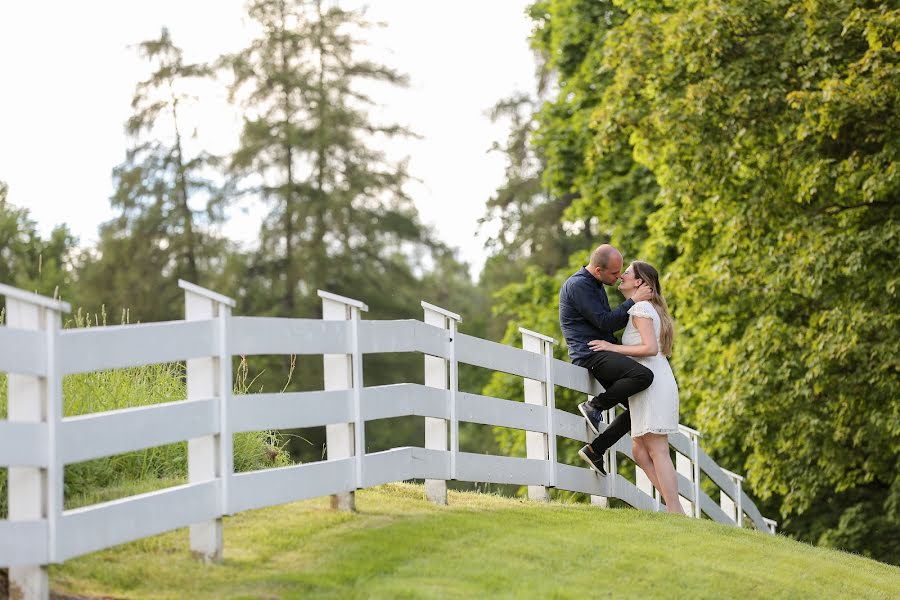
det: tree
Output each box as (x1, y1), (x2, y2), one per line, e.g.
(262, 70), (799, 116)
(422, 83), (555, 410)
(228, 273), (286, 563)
(225, 0), (437, 320)
(491, 0), (898, 561)
(79, 28), (227, 322)
(0, 181), (78, 301)
(224, 0), (486, 460)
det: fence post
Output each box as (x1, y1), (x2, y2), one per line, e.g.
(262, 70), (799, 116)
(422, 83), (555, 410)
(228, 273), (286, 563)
(180, 280), (235, 563)
(676, 425), (702, 518)
(520, 328), (557, 501)
(320, 290), (368, 511)
(763, 517), (778, 535)
(1, 284), (70, 600)
(421, 302), (460, 506)
(720, 468), (744, 527)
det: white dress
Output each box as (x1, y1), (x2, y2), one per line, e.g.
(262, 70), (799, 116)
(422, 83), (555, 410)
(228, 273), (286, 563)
(621, 301), (680, 438)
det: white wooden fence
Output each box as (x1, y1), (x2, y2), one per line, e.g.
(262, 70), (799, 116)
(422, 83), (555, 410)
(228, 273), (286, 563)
(0, 280), (776, 600)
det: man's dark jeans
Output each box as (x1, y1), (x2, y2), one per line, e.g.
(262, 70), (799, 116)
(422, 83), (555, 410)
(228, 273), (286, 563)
(575, 351), (653, 455)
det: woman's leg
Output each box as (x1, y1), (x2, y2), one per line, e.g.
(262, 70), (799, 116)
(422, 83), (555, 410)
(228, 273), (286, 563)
(644, 433), (685, 515)
(632, 437), (662, 491)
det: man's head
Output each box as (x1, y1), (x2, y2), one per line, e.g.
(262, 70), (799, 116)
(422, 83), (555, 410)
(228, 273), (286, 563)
(587, 244), (623, 285)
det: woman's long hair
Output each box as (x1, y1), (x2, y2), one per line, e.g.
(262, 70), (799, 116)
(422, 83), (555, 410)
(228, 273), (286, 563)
(630, 261), (675, 357)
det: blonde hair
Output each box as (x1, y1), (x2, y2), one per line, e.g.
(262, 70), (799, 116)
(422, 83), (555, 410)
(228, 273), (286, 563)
(630, 261), (675, 357)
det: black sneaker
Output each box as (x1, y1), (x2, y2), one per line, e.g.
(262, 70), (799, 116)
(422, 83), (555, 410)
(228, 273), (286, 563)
(578, 401), (603, 436)
(578, 445), (607, 476)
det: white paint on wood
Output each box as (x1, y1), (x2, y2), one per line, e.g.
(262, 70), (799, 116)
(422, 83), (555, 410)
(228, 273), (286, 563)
(455, 452), (547, 487)
(59, 399), (217, 465)
(229, 458), (355, 514)
(362, 384), (449, 421)
(56, 481), (220, 561)
(423, 305), (451, 505)
(229, 317), (351, 356)
(321, 294), (362, 511)
(420, 301), (461, 322)
(184, 289), (224, 563)
(455, 333), (544, 381)
(0, 520), (47, 566)
(522, 330), (549, 502)
(0, 421), (48, 467)
(177, 280), (236, 308)
(0, 326), (46, 376)
(552, 359), (603, 396)
(0, 283), (71, 312)
(317, 290), (368, 311)
(230, 390), (353, 433)
(554, 408), (593, 444)
(59, 319), (217, 374)
(457, 392), (547, 433)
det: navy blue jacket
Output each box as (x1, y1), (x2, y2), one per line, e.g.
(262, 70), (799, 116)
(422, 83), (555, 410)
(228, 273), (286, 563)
(559, 267), (634, 365)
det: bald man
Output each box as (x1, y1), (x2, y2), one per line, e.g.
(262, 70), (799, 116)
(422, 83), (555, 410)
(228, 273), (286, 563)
(559, 244), (654, 476)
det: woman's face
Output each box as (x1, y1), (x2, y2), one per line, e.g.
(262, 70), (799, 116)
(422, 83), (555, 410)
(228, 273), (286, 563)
(618, 264), (641, 293)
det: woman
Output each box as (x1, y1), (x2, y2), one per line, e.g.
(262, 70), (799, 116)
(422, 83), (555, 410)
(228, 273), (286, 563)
(587, 261), (685, 515)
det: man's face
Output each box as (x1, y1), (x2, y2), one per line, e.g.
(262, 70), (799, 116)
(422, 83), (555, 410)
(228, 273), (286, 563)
(594, 255), (623, 285)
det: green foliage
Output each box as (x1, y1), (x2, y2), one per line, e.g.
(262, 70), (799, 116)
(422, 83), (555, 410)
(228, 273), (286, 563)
(50, 484), (900, 598)
(225, 0), (440, 320)
(481, 0), (899, 562)
(0, 181), (79, 300)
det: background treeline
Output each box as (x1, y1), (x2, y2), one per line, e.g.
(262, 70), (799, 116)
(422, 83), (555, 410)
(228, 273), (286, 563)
(0, 0), (896, 564)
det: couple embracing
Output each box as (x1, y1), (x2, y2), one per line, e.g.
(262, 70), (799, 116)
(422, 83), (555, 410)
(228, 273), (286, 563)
(559, 244), (685, 515)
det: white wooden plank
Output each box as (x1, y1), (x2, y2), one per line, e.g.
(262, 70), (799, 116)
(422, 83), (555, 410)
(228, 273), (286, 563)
(0, 283), (70, 312)
(612, 475), (660, 512)
(0, 520), (48, 566)
(668, 431), (693, 457)
(455, 333), (545, 380)
(229, 317), (351, 355)
(177, 280), (236, 308)
(697, 448), (741, 498)
(59, 320), (217, 374)
(408, 447), (451, 480)
(554, 408), (593, 444)
(0, 421), (48, 467)
(317, 290), (368, 311)
(357, 320), (451, 359)
(228, 458), (355, 514)
(0, 327), (46, 376)
(455, 452), (548, 486)
(740, 490), (770, 532)
(59, 399), (218, 465)
(551, 359), (605, 395)
(457, 392), (547, 433)
(362, 448), (415, 488)
(230, 390), (353, 433)
(698, 490), (734, 525)
(56, 481), (220, 561)
(554, 462), (612, 497)
(361, 384), (449, 421)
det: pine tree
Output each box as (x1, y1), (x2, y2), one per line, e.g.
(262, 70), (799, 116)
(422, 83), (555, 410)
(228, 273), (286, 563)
(80, 28), (227, 322)
(225, 0), (435, 318)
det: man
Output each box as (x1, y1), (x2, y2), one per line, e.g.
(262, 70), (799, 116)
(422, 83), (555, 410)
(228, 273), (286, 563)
(559, 244), (654, 475)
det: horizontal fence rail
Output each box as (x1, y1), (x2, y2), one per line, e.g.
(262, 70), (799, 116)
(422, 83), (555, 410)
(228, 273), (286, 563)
(0, 281), (776, 600)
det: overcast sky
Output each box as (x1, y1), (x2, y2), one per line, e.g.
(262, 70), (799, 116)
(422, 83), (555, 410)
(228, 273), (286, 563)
(0, 1), (537, 277)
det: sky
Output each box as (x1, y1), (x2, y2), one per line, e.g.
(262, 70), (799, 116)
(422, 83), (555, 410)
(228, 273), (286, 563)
(0, 1), (537, 277)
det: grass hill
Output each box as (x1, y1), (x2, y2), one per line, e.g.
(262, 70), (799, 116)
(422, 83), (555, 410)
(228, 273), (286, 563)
(49, 482), (899, 599)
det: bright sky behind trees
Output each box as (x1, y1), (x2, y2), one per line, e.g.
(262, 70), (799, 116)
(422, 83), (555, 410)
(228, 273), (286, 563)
(0, 0), (535, 275)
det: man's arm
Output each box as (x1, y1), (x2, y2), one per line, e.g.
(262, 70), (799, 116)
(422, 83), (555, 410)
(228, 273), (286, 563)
(570, 279), (634, 333)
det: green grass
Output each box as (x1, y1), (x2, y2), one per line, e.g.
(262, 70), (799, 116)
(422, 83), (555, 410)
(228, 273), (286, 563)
(50, 482), (900, 600)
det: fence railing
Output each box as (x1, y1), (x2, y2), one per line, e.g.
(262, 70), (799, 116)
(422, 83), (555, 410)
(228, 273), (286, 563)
(0, 281), (776, 600)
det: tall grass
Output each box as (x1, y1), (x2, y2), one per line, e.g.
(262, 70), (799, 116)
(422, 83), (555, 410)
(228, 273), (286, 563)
(0, 309), (290, 517)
